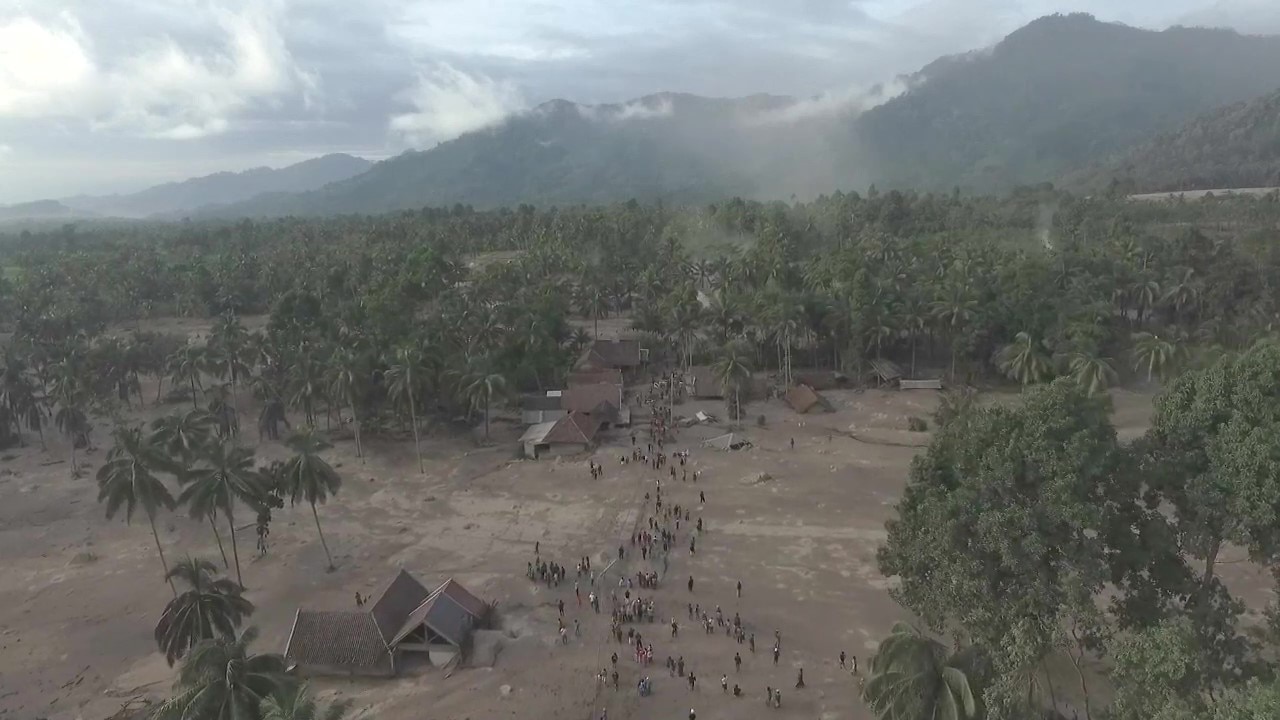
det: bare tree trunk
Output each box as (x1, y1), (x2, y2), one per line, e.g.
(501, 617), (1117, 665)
(156, 376), (164, 404)
(209, 515), (230, 568)
(410, 394), (424, 474)
(1042, 658), (1059, 715)
(228, 515), (243, 588)
(1069, 625), (1094, 720)
(150, 514), (176, 596)
(312, 502), (335, 571)
(351, 400), (363, 461)
(190, 377), (198, 410)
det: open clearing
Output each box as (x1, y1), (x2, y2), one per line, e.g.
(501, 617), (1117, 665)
(1, 362), (1271, 720)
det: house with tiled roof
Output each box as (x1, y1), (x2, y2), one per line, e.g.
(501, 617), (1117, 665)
(284, 571), (489, 676)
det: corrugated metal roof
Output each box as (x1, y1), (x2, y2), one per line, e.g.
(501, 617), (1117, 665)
(369, 570), (431, 644)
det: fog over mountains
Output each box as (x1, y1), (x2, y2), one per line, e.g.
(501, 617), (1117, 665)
(6, 13), (1280, 220)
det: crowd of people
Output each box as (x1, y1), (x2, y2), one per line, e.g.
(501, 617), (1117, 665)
(528, 366), (858, 720)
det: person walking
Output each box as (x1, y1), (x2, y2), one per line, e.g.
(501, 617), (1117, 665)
(795, 668), (805, 689)
(772, 644), (780, 665)
(688, 672), (697, 690)
(688, 575), (694, 593)
(721, 675), (728, 693)
(839, 650), (846, 669)
(736, 580), (742, 598)
(734, 652), (742, 672)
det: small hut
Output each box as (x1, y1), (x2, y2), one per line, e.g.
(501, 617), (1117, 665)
(520, 412), (598, 458)
(785, 384), (832, 414)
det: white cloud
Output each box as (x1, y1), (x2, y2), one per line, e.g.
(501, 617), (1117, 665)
(746, 80), (909, 125)
(0, 143), (11, 158)
(389, 64), (526, 145)
(0, 3), (311, 139)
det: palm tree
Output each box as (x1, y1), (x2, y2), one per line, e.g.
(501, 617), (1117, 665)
(281, 428), (342, 571)
(862, 622), (977, 720)
(97, 425), (178, 594)
(261, 683), (352, 720)
(154, 557), (255, 666)
(1065, 352), (1118, 396)
(288, 344), (325, 427)
(712, 342), (753, 424)
(462, 362), (508, 442)
(153, 626), (289, 720)
(209, 314), (251, 418)
(180, 440), (263, 587)
(1130, 331), (1181, 383)
(50, 360), (90, 473)
(930, 286), (977, 379)
(152, 409), (229, 566)
(385, 344), (426, 474)
(995, 332), (1053, 388)
(326, 347), (367, 460)
(167, 342), (207, 410)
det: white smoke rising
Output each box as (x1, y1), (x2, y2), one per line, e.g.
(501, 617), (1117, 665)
(575, 96), (675, 122)
(390, 64), (526, 145)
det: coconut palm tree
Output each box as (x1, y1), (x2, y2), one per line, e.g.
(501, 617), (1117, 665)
(154, 557), (254, 666)
(288, 343), (325, 428)
(712, 342), (753, 424)
(995, 332), (1053, 388)
(281, 428), (342, 571)
(1065, 352), (1118, 396)
(326, 347), (367, 460)
(50, 360), (90, 473)
(462, 361), (508, 442)
(151, 409), (230, 566)
(180, 440), (263, 587)
(167, 342), (208, 410)
(385, 344), (427, 474)
(1130, 331), (1181, 383)
(862, 622), (977, 720)
(97, 425), (178, 594)
(930, 286), (978, 379)
(153, 626), (288, 720)
(261, 684), (352, 720)
(209, 314), (251, 418)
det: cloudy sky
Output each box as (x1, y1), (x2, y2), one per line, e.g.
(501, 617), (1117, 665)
(1, 0), (1278, 202)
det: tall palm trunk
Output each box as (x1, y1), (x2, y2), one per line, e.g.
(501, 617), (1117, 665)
(156, 376), (164, 404)
(209, 515), (230, 568)
(150, 513), (176, 596)
(350, 397), (363, 461)
(312, 502), (335, 571)
(409, 393), (424, 474)
(483, 394), (491, 441)
(227, 515), (243, 587)
(189, 376), (198, 410)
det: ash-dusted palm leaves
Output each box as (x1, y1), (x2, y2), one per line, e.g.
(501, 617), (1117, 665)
(154, 557), (254, 666)
(153, 626), (288, 720)
(385, 344), (427, 474)
(208, 313), (251, 418)
(862, 622), (977, 720)
(261, 683), (352, 720)
(167, 341), (208, 410)
(712, 342), (752, 424)
(180, 439), (263, 587)
(50, 358), (91, 473)
(326, 347), (368, 460)
(281, 428), (342, 571)
(995, 331), (1054, 388)
(96, 424), (178, 594)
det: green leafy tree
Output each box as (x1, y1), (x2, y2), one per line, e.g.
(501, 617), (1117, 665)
(281, 428), (342, 571)
(879, 381), (1141, 717)
(154, 557), (254, 666)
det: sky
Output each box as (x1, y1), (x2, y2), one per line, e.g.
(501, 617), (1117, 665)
(2, 0), (1279, 202)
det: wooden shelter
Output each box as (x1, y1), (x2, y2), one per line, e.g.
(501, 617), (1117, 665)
(784, 384), (831, 414)
(520, 411), (598, 458)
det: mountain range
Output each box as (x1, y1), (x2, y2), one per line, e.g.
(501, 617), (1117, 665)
(5, 13), (1280, 220)
(50, 153), (371, 219)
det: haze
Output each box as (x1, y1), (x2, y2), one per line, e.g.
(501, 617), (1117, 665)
(3, 0), (1279, 203)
